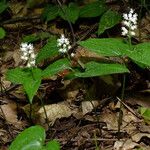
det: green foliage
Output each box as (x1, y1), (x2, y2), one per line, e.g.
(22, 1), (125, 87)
(42, 3), (79, 24)
(36, 37), (59, 63)
(6, 68), (42, 104)
(74, 61), (129, 78)
(6, 58), (71, 103)
(42, 4), (59, 22)
(42, 58), (71, 78)
(0, 27), (6, 39)
(9, 125), (45, 150)
(79, 38), (130, 56)
(46, 140), (60, 150)
(79, 1), (106, 18)
(0, 1), (8, 14)
(22, 32), (51, 43)
(127, 42), (150, 67)
(59, 3), (80, 24)
(98, 10), (121, 35)
(9, 126), (60, 150)
(139, 107), (150, 121)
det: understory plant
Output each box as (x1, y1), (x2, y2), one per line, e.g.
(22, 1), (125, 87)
(9, 125), (60, 150)
(4, 1), (150, 149)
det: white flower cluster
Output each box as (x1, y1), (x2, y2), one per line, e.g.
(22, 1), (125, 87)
(57, 34), (71, 54)
(122, 8), (138, 37)
(20, 43), (36, 67)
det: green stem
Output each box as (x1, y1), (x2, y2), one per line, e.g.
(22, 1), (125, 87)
(39, 96), (50, 129)
(94, 131), (100, 150)
(29, 103), (33, 125)
(128, 35), (132, 51)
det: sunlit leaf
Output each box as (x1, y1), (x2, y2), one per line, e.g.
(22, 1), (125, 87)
(75, 61), (129, 77)
(79, 38), (129, 56)
(42, 58), (71, 78)
(127, 42), (150, 67)
(9, 126), (45, 150)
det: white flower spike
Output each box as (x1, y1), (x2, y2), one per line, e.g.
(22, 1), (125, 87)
(122, 8), (138, 37)
(57, 34), (71, 54)
(20, 42), (36, 67)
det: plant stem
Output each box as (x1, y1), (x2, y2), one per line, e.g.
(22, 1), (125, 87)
(29, 103), (33, 125)
(128, 35), (132, 50)
(39, 96), (50, 129)
(94, 131), (100, 150)
(117, 74), (126, 139)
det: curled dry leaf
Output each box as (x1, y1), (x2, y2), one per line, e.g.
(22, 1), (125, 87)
(81, 100), (100, 115)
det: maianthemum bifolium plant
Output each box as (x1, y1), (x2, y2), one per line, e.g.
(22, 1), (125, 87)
(5, 4), (150, 150)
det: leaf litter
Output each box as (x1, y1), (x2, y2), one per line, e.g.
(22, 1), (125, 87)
(0, 0), (150, 149)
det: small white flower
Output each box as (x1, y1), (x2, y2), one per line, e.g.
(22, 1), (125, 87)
(71, 53), (75, 57)
(122, 8), (138, 37)
(130, 31), (135, 36)
(21, 43), (28, 48)
(68, 45), (71, 50)
(27, 63), (31, 68)
(121, 27), (128, 36)
(20, 42), (36, 67)
(30, 53), (36, 59)
(57, 34), (71, 54)
(123, 14), (128, 20)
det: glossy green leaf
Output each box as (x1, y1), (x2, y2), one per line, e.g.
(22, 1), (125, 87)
(6, 68), (42, 103)
(79, 1), (106, 18)
(0, 27), (6, 39)
(75, 61), (129, 77)
(42, 58), (71, 78)
(46, 140), (60, 150)
(59, 3), (80, 24)
(42, 4), (59, 22)
(36, 37), (59, 63)
(9, 126), (45, 150)
(79, 38), (129, 56)
(128, 42), (150, 67)
(98, 10), (121, 35)
(6, 68), (31, 84)
(23, 68), (42, 103)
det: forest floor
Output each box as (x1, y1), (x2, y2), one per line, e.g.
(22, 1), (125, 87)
(0, 0), (150, 150)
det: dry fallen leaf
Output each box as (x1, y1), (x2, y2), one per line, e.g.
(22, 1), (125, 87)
(0, 103), (17, 124)
(81, 100), (99, 115)
(36, 102), (77, 127)
(132, 133), (150, 143)
(114, 139), (139, 150)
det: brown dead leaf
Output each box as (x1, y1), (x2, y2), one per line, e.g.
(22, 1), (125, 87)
(36, 102), (78, 127)
(114, 139), (139, 150)
(132, 133), (150, 143)
(0, 103), (17, 124)
(13, 49), (22, 67)
(99, 109), (118, 130)
(81, 100), (99, 115)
